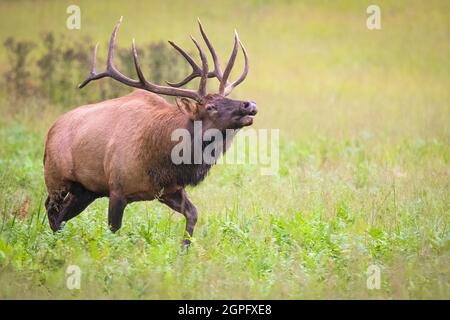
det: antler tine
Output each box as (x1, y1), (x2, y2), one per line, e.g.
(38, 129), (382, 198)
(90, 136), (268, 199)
(166, 40), (203, 87)
(167, 19), (224, 89)
(106, 16), (123, 71)
(132, 38), (202, 99)
(131, 39), (147, 84)
(79, 16), (140, 89)
(167, 40), (219, 88)
(102, 17), (143, 87)
(223, 35), (249, 96)
(78, 42), (104, 88)
(165, 20), (249, 97)
(190, 35), (209, 97)
(197, 17), (223, 80)
(91, 43), (99, 75)
(219, 30), (239, 95)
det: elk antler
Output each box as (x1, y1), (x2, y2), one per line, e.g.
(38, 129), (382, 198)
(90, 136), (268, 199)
(221, 31), (249, 96)
(79, 17), (249, 100)
(168, 18), (249, 96)
(79, 17), (202, 101)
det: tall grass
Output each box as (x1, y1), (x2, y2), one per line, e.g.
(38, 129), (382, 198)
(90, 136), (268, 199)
(0, 0), (448, 299)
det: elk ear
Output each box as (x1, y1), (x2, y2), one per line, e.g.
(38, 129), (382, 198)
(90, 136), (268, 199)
(176, 98), (199, 120)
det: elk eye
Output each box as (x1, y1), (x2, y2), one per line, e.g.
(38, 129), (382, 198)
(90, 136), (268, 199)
(206, 104), (217, 112)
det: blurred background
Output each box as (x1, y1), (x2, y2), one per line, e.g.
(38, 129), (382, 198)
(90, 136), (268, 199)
(0, 0), (448, 299)
(1, 0), (448, 140)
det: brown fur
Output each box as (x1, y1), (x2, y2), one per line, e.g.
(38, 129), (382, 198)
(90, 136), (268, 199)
(44, 89), (256, 245)
(45, 90), (186, 200)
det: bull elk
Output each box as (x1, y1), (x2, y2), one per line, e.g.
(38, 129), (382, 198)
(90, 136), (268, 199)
(43, 17), (257, 246)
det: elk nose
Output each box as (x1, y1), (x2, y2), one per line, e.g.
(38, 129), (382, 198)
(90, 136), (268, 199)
(243, 101), (257, 115)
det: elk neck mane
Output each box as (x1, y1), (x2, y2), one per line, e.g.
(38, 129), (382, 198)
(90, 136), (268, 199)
(134, 95), (233, 190)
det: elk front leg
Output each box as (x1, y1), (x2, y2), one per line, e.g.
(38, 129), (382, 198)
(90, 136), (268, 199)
(159, 189), (198, 247)
(108, 192), (127, 233)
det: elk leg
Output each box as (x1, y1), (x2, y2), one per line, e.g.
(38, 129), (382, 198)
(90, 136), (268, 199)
(159, 189), (198, 246)
(55, 190), (98, 229)
(45, 191), (67, 232)
(108, 193), (127, 233)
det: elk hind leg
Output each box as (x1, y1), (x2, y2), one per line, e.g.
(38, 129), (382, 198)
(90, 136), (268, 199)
(54, 182), (98, 229)
(45, 190), (67, 232)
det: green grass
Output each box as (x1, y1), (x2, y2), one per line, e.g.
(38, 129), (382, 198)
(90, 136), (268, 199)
(0, 0), (449, 299)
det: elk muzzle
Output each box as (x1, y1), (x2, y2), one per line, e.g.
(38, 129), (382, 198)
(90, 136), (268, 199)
(239, 101), (257, 126)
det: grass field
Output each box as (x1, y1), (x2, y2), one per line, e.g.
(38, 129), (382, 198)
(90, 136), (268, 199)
(0, 0), (448, 299)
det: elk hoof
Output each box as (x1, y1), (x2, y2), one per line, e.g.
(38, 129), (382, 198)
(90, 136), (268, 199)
(48, 217), (61, 232)
(181, 239), (191, 252)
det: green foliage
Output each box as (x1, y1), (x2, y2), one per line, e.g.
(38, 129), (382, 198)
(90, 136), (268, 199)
(3, 37), (35, 99)
(3, 32), (188, 108)
(0, 119), (448, 299)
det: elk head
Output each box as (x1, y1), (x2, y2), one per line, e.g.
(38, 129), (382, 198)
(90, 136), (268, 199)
(79, 17), (257, 130)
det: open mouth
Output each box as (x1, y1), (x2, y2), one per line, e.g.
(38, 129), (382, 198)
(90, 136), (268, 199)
(240, 115), (255, 126)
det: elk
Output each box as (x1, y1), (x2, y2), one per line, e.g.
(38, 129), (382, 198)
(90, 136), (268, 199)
(43, 18), (257, 246)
